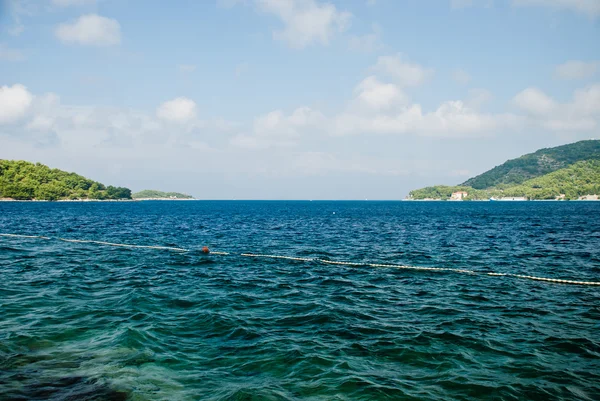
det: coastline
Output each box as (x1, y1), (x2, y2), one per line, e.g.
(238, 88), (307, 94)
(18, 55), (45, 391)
(133, 198), (196, 201)
(402, 198), (600, 202)
(0, 198), (197, 202)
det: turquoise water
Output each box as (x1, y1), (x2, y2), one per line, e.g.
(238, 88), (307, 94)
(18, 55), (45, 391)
(0, 201), (599, 400)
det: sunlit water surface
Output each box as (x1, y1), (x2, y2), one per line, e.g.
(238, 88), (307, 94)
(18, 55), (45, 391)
(1, 201), (599, 400)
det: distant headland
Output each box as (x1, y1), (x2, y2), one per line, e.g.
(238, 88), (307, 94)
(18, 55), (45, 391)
(0, 160), (132, 201)
(407, 140), (600, 201)
(0, 160), (192, 201)
(132, 190), (195, 200)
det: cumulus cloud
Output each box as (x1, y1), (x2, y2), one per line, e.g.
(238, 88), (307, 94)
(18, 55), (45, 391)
(512, 0), (600, 17)
(513, 84), (600, 131)
(231, 106), (324, 149)
(333, 101), (514, 138)
(573, 83), (600, 115)
(354, 76), (408, 110)
(228, 57), (521, 140)
(0, 84), (33, 124)
(513, 88), (557, 115)
(256, 0), (352, 48)
(0, 86), (238, 154)
(55, 14), (121, 46)
(156, 97), (197, 123)
(372, 54), (434, 87)
(555, 60), (598, 80)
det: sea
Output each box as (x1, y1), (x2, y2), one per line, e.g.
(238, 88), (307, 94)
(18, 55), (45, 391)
(0, 201), (599, 401)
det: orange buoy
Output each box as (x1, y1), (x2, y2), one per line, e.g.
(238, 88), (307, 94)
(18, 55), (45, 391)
(202, 246), (210, 254)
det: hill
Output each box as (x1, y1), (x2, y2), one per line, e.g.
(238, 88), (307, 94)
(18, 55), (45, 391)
(410, 161), (600, 201)
(0, 160), (131, 201)
(500, 160), (600, 200)
(408, 140), (600, 200)
(132, 190), (194, 199)
(462, 140), (600, 189)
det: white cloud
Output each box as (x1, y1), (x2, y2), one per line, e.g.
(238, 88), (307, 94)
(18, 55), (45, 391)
(228, 56), (515, 140)
(354, 76), (408, 110)
(26, 115), (55, 131)
(333, 101), (513, 138)
(256, 0), (352, 48)
(452, 69), (471, 85)
(512, 0), (600, 17)
(573, 83), (600, 115)
(178, 64), (197, 73)
(0, 44), (25, 61)
(555, 60), (598, 80)
(0, 87), (238, 153)
(55, 14), (121, 46)
(52, 0), (97, 6)
(373, 54), (434, 87)
(513, 84), (600, 131)
(231, 106), (324, 149)
(156, 97), (197, 123)
(513, 87), (557, 115)
(252, 107), (323, 138)
(0, 84), (33, 124)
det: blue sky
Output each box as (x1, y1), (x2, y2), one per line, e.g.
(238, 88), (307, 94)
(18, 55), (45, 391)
(1, 0), (599, 199)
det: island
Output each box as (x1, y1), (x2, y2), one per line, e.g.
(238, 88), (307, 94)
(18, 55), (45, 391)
(132, 190), (195, 200)
(0, 160), (131, 201)
(408, 140), (600, 201)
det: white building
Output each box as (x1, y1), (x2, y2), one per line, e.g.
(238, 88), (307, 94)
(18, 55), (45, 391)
(450, 191), (468, 200)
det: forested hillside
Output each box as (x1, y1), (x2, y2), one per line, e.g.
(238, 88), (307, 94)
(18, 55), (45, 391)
(409, 161), (600, 201)
(462, 140), (600, 189)
(132, 190), (193, 199)
(408, 140), (600, 200)
(0, 160), (131, 201)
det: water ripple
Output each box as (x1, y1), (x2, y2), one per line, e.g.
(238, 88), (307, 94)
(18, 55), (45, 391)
(0, 201), (599, 400)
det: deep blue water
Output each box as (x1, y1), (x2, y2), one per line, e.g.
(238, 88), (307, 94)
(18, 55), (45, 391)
(0, 201), (599, 401)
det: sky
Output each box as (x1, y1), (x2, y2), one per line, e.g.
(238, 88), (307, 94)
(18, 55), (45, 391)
(0, 0), (599, 199)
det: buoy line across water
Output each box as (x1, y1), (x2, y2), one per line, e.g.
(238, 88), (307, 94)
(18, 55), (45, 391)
(1, 233), (599, 287)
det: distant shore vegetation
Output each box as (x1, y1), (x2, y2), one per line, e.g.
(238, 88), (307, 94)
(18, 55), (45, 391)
(0, 160), (132, 201)
(131, 190), (194, 199)
(409, 140), (600, 201)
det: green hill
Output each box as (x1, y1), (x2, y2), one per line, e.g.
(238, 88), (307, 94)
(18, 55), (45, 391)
(408, 140), (600, 201)
(462, 140), (600, 189)
(0, 160), (131, 201)
(132, 190), (194, 199)
(500, 160), (600, 200)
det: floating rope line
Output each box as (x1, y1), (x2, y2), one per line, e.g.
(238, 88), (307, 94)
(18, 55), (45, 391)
(1, 233), (188, 252)
(0, 233), (51, 240)
(57, 238), (189, 252)
(1, 233), (599, 286)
